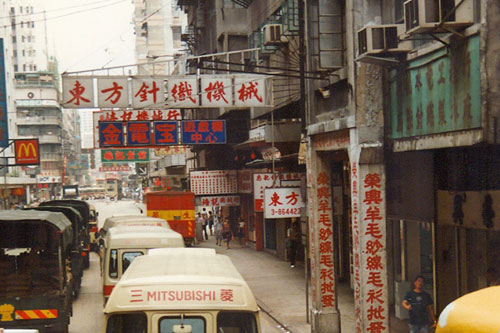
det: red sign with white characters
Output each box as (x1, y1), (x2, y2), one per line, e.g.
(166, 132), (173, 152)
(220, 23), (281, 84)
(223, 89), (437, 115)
(200, 195), (240, 207)
(264, 188), (304, 219)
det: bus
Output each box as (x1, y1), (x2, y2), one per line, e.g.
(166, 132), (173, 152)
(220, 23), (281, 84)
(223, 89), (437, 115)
(79, 187), (106, 200)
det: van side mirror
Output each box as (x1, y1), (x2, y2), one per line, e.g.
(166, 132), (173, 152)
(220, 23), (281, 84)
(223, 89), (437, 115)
(173, 325), (192, 333)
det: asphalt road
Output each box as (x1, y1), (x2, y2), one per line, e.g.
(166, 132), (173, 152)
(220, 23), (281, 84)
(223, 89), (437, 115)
(67, 199), (284, 332)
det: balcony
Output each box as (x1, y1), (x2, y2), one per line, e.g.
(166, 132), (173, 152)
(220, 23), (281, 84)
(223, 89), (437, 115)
(248, 119), (301, 143)
(40, 152), (63, 162)
(16, 116), (62, 126)
(15, 99), (60, 108)
(38, 135), (62, 145)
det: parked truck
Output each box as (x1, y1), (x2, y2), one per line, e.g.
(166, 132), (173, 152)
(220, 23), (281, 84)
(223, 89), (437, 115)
(0, 210), (73, 333)
(61, 185), (78, 199)
(39, 200), (91, 269)
(145, 191), (196, 246)
(26, 206), (86, 298)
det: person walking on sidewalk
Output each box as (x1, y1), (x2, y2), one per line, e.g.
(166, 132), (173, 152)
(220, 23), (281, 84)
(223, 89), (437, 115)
(201, 208), (209, 240)
(286, 221), (300, 268)
(195, 212), (205, 244)
(237, 216), (246, 247)
(208, 211), (214, 236)
(402, 275), (436, 333)
(215, 216), (223, 246)
(222, 219), (232, 249)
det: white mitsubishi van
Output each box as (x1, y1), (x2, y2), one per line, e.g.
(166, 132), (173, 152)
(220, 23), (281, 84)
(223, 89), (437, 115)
(104, 248), (260, 333)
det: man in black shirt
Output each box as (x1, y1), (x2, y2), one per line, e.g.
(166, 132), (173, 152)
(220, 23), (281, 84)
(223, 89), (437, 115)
(402, 275), (436, 333)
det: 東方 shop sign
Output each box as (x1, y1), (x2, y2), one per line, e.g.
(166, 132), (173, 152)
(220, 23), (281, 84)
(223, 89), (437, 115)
(264, 187), (304, 219)
(101, 149), (150, 163)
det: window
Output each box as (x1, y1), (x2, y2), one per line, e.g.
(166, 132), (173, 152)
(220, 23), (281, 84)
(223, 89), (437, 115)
(22, 50), (25, 57)
(22, 36), (25, 42)
(12, 36), (16, 43)
(19, 6), (22, 13)
(23, 64), (26, 71)
(106, 313), (147, 333)
(32, 21), (34, 28)
(217, 312), (258, 333)
(14, 65), (18, 72)
(109, 249), (118, 278)
(159, 316), (206, 333)
(122, 251), (143, 273)
(394, 0), (404, 22)
(33, 65), (36, 71)
(10, 7), (15, 14)
(20, 21), (23, 28)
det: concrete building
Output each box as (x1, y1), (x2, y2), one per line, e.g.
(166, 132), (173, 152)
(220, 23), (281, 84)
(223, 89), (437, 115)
(178, 0), (500, 332)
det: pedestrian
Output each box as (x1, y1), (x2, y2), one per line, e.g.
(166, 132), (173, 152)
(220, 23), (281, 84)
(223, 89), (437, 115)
(222, 219), (232, 249)
(487, 267), (500, 286)
(215, 216), (223, 246)
(237, 216), (246, 247)
(208, 211), (214, 236)
(286, 221), (300, 268)
(201, 208), (209, 240)
(402, 275), (437, 333)
(195, 212), (205, 244)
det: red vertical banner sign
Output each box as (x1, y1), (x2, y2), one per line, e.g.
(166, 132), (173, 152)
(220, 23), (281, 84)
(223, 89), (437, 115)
(359, 164), (388, 333)
(351, 162), (362, 332)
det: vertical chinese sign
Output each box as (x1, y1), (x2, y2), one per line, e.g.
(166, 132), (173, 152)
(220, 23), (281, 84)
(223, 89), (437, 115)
(0, 39), (9, 147)
(351, 162), (362, 332)
(315, 172), (336, 310)
(358, 165), (388, 333)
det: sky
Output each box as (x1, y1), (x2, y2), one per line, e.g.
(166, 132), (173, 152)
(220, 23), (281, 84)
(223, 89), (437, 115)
(43, 0), (136, 73)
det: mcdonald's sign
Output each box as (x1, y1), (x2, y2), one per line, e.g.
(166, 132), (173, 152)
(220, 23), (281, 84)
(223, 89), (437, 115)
(15, 139), (39, 165)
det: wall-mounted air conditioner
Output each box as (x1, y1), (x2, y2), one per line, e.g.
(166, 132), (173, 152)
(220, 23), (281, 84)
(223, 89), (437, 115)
(404, 0), (473, 35)
(358, 24), (411, 57)
(263, 24), (288, 46)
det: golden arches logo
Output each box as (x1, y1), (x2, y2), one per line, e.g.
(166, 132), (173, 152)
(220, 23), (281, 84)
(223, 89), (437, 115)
(17, 142), (37, 158)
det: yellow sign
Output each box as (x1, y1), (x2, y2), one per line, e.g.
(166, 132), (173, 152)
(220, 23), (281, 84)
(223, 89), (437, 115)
(0, 303), (14, 321)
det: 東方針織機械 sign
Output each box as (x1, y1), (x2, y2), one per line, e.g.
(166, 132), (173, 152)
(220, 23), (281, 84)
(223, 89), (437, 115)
(62, 75), (273, 109)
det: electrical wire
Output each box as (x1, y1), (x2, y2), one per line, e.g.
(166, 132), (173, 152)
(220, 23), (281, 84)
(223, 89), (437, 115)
(0, 0), (128, 29)
(0, 0), (122, 20)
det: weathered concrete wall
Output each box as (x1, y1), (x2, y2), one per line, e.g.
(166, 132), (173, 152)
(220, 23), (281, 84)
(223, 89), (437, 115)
(485, 0), (500, 143)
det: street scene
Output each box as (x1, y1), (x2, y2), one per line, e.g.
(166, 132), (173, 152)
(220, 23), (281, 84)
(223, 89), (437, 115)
(0, 0), (499, 332)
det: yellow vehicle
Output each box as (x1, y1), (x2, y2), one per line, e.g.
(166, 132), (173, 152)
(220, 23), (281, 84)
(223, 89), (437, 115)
(436, 286), (500, 332)
(102, 226), (184, 303)
(104, 248), (260, 333)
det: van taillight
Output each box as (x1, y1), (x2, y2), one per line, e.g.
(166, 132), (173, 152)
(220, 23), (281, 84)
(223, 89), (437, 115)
(103, 285), (114, 296)
(90, 227), (98, 233)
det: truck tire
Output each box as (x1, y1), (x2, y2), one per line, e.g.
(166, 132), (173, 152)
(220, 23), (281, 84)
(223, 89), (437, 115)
(84, 253), (90, 269)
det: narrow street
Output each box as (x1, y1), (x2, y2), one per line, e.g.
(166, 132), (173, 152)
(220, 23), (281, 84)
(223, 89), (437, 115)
(67, 199), (286, 332)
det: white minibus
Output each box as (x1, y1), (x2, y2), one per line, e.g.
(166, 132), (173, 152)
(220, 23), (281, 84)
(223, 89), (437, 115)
(102, 226), (185, 302)
(104, 248), (260, 333)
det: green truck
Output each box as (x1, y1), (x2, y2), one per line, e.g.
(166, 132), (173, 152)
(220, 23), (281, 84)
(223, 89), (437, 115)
(0, 210), (73, 333)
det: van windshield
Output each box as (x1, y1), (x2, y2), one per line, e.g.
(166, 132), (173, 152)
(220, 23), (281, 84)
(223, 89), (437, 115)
(217, 312), (258, 333)
(123, 251), (144, 273)
(106, 313), (147, 333)
(159, 316), (205, 333)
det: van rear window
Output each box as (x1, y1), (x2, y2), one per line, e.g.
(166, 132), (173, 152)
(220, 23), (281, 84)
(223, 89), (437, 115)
(109, 249), (118, 278)
(159, 316), (206, 333)
(106, 313), (147, 333)
(122, 251), (144, 273)
(217, 312), (258, 333)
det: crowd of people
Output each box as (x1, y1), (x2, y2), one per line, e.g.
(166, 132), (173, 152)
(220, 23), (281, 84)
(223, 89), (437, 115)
(195, 209), (246, 249)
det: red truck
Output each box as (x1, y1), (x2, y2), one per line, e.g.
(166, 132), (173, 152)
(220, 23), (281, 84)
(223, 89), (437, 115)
(145, 191), (195, 246)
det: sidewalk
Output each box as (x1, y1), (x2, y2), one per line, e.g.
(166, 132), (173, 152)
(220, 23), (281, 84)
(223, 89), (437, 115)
(196, 235), (409, 333)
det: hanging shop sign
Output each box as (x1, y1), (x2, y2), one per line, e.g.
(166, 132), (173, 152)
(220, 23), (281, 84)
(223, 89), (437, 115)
(264, 187), (304, 219)
(62, 74), (272, 109)
(96, 120), (225, 148)
(153, 146), (187, 157)
(101, 148), (150, 163)
(93, 110), (182, 148)
(99, 165), (132, 172)
(14, 139), (40, 165)
(181, 120), (226, 144)
(199, 195), (241, 207)
(37, 175), (61, 183)
(190, 170), (237, 195)
(253, 172), (304, 212)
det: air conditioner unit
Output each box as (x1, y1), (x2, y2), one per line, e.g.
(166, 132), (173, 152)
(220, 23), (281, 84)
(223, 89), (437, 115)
(404, 0), (473, 34)
(358, 24), (411, 57)
(263, 24), (288, 46)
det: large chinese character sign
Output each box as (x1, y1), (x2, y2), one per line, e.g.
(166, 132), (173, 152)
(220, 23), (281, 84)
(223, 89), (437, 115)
(264, 187), (304, 218)
(182, 120), (226, 144)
